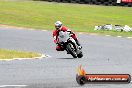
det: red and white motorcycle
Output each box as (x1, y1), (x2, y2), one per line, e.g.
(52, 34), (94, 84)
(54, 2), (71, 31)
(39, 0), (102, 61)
(57, 31), (83, 58)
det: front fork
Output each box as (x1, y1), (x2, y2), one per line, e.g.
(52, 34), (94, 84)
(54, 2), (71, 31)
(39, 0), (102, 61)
(67, 38), (81, 55)
(68, 37), (78, 50)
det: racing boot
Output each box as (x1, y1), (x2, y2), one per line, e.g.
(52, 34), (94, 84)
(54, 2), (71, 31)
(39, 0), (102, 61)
(75, 39), (82, 49)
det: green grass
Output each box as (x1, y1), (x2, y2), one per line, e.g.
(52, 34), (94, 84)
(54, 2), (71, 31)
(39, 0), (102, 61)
(0, 1), (132, 36)
(0, 49), (41, 59)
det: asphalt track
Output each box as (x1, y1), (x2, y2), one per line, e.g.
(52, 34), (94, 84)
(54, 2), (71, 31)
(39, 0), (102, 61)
(0, 27), (132, 88)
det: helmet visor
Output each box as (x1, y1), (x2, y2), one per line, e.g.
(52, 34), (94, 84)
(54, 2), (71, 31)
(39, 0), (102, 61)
(55, 25), (61, 29)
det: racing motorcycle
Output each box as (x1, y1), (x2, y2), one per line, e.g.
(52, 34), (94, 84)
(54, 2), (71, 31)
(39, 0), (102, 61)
(57, 31), (83, 58)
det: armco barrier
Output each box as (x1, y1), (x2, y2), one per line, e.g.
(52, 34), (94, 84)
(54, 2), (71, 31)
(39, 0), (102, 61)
(38, 0), (132, 7)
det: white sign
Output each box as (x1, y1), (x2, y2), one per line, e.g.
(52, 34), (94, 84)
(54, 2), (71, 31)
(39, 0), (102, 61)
(117, 0), (121, 3)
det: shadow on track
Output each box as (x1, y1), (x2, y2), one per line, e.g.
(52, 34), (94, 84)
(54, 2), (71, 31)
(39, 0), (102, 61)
(56, 58), (75, 59)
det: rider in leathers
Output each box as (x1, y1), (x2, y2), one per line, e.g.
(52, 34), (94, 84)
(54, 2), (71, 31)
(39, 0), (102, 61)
(53, 21), (82, 51)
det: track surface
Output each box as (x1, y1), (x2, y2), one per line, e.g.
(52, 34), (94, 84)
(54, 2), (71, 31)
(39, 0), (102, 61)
(0, 27), (132, 88)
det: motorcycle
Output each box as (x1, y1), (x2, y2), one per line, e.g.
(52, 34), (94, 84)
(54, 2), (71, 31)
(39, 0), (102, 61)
(57, 31), (83, 58)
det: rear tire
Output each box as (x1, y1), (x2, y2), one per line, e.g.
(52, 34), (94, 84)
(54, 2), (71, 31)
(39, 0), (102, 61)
(67, 43), (77, 58)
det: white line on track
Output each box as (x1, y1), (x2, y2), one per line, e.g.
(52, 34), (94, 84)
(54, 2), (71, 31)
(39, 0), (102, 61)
(42, 30), (47, 31)
(117, 36), (122, 38)
(0, 85), (27, 87)
(127, 37), (132, 39)
(105, 35), (111, 36)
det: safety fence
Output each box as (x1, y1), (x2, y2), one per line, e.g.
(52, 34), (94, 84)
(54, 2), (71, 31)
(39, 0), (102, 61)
(36, 0), (132, 7)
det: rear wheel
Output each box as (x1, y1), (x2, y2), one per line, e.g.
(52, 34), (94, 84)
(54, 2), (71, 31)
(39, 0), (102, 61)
(67, 43), (77, 58)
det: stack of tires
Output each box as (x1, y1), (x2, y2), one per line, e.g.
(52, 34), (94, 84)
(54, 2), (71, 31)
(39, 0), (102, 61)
(36, 0), (132, 7)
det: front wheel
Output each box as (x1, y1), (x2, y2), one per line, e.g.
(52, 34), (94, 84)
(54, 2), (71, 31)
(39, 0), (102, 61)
(66, 43), (77, 58)
(77, 52), (83, 58)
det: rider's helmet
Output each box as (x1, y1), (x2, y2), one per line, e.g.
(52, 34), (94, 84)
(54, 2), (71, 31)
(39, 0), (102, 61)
(55, 21), (62, 30)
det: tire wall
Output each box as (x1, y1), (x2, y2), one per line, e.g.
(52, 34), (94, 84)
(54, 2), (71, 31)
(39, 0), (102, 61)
(37, 0), (132, 7)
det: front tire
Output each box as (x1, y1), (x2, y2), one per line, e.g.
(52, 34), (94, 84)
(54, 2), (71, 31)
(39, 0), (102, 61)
(66, 43), (77, 58)
(77, 52), (83, 58)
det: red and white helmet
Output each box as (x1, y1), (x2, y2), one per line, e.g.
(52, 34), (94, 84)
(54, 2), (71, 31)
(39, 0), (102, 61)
(55, 21), (62, 29)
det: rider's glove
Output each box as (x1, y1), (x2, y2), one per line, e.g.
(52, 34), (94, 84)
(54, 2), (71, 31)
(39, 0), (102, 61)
(67, 31), (74, 36)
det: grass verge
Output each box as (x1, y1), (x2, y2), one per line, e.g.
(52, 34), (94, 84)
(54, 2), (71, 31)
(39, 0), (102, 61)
(0, 49), (41, 60)
(0, 1), (132, 36)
